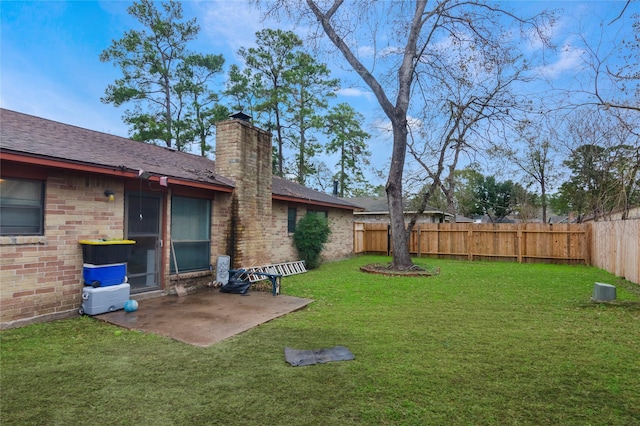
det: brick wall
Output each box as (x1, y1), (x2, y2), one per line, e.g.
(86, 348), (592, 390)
(215, 119), (272, 268)
(1, 171), (125, 327)
(270, 202), (298, 261)
(324, 208), (355, 261)
(211, 191), (233, 259)
(270, 201), (354, 264)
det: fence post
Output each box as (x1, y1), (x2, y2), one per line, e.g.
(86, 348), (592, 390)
(387, 225), (391, 256)
(586, 223), (592, 266)
(468, 226), (473, 261)
(517, 225), (523, 263)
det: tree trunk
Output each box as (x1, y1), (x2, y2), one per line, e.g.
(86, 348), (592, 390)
(541, 181), (547, 223)
(387, 122), (413, 270)
(340, 138), (345, 197)
(162, 72), (173, 148)
(275, 105), (284, 177)
(298, 104), (306, 184)
(305, 0), (426, 270)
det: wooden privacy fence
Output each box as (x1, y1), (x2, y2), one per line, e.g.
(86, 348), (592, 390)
(591, 220), (640, 285)
(354, 222), (591, 265)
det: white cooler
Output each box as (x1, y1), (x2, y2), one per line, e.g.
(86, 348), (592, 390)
(80, 283), (130, 315)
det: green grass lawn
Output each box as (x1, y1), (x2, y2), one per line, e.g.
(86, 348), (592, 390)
(2, 256), (639, 425)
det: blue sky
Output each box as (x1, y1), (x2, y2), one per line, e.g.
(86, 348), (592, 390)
(0, 1), (277, 136)
(1, 1), (636, 190)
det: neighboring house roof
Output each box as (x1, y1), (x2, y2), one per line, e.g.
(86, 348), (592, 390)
(476, 215), (517, 224)
(349, 196), (453, 217)
(348, 196), (388, 212)
(455, 214), (474, 223)
(0, 109), (361, 210)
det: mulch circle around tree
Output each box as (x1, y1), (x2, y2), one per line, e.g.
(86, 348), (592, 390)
(360, 263), (440, 277)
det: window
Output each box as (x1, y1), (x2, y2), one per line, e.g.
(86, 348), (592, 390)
(287, 207), (297, 233)
(307, 209), (328, 219)
(170, 196), (211, 273)
(0, 178), (45, 236)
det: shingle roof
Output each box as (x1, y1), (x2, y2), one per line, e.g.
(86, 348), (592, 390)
(348, 196), (447, 214)
(272, 176), (362, 210)
(0, 108), (234, 188)
(1, 108), (362, 210)
(348, 196), (389, 212)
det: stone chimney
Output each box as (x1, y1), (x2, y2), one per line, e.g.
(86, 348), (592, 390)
(215, 115), (272, 268)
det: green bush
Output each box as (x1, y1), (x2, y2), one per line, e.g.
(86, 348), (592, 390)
(292, 214), (331, 269)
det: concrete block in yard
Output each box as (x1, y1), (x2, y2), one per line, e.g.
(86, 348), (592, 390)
(592, 282), (616, 302)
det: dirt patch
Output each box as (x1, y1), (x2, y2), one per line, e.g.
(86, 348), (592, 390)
(360, 263), (440, 277)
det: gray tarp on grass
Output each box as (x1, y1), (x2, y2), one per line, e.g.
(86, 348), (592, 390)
(284, 346), (355, 367)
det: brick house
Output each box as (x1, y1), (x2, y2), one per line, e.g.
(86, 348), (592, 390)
(0, 109), (361, 328)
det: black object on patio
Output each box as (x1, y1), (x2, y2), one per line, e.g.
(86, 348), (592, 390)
(220, 269), (282, 296)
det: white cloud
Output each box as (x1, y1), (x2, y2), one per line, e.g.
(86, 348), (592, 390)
(194, 1), (297, 57)
(370, 115), (423, 134)
(357, 44), (401, 59)
(356, 45), (376, 58)
(534, 42), (587, 79)
(196, 3), (263, 53)
(336, 87), (374, 100)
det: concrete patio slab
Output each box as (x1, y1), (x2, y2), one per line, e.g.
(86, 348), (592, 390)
(96, 288), (313, 347)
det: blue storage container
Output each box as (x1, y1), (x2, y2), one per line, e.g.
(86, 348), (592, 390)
(83, 263), (126, 287)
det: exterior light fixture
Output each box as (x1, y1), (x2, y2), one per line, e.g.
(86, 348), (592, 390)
(104, 190), (115, 201)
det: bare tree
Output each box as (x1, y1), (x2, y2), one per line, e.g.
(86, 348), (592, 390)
(404, 36), (533, 227)
(537, 7), (639, 221)
(260, 0), (554, 269)
(549, 8), (639, 136)
(584, 9), (639, 114)
(490, 118), (562, 223)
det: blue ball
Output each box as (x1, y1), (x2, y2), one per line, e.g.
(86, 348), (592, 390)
(124, 299), (138, 312)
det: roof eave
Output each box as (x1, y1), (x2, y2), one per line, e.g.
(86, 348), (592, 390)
(272, 194), (363, 211)
(0, 150), (234, 193)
